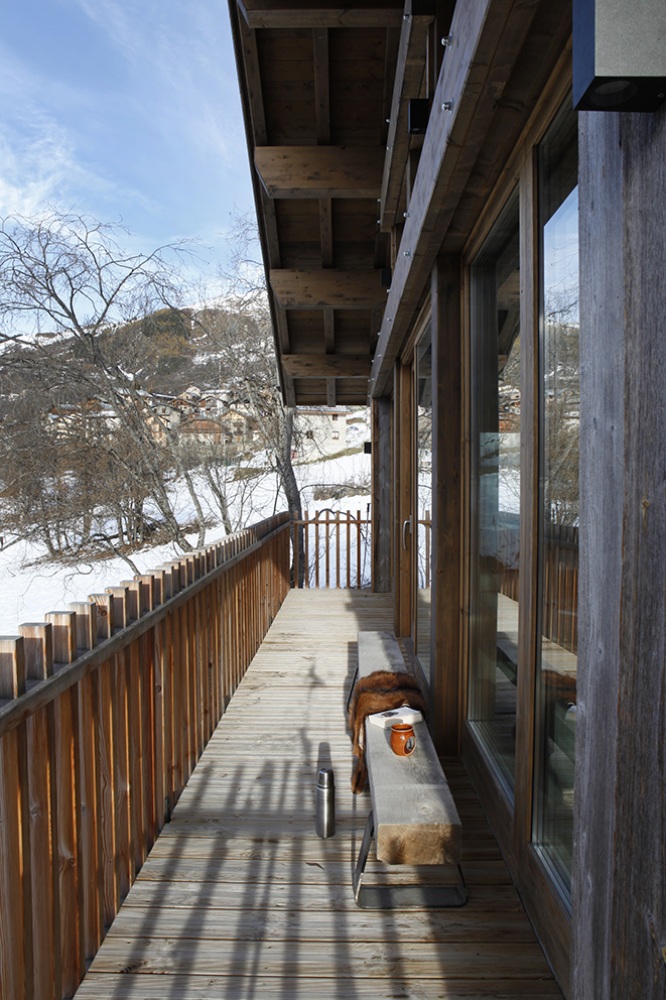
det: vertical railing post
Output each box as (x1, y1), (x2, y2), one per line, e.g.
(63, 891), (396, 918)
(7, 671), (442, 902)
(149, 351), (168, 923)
(20, 622), (58, 1000)
(45, 611), (83, 997)
(68, 602), (103, 968)
(0, 637), (31, 1000)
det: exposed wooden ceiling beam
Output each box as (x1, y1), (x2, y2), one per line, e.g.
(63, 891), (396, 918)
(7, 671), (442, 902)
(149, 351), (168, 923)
(313, 28), (331, 144)
(323, 308), (336, 353)
(238, 0), (404, 29)
(314, 28), (334, 271)
(237, 16), (267, 145)
(370, 0), (543, 398)
(282, 354), (372, 378)
(379, 0), (433, 230)
(255, 146), (384, 200)
(319, 199), (334, 267)
(270, 268), (386, 309)
(326, 379), (337, 405)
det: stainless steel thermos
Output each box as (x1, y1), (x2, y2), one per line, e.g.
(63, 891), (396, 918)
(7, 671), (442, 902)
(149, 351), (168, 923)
(315, 768), (335, 838)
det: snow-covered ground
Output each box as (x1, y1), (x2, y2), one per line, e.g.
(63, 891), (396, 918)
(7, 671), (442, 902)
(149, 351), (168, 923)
(0, 449), (371, 635)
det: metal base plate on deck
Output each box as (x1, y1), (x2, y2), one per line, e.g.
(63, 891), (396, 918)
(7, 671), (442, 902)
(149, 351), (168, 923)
(353, 811), (468, 909)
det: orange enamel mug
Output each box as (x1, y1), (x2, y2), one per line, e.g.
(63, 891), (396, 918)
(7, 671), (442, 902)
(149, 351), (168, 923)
(390, 722), (416, 756)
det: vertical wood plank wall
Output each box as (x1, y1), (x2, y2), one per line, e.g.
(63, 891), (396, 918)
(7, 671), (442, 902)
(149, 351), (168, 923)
(0, 513), (290, 1000)
(574, 108), (666, 1000)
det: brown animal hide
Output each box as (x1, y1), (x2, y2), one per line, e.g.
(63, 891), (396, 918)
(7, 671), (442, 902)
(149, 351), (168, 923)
(542, 669), (577, 709)
(348, 670), (427, 793)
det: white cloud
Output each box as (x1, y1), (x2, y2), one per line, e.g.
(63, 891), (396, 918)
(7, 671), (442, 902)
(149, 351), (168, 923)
(0, 117), (72, 217)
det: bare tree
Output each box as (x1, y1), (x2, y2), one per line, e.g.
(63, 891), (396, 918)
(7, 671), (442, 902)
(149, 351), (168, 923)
(0, 211), (309, 578)
(217, 214), (302, 518)
(0, 212), (204, 558)
(193, 211), (304, 578)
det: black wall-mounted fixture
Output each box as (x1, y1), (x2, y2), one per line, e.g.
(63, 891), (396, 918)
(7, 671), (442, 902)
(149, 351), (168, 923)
(407, 99), (430, 134)
(573, 0), (666, 111)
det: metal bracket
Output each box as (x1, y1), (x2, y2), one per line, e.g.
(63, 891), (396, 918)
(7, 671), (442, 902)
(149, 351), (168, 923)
(353, 811), (468, 909)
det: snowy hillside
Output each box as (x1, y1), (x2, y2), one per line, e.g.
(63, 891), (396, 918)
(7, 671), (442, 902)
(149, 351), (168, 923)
(0, 448), (371, 634)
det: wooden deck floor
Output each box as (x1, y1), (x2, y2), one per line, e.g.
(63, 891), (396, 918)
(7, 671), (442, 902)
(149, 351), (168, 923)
(75, 590), (563, 999)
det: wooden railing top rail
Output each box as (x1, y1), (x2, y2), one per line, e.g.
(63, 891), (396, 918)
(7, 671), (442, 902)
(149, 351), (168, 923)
(291, 508), (370, 525)
(0, 512), (290, 741)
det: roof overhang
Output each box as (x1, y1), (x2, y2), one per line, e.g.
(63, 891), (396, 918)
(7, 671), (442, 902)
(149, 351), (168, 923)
(228, 0), (570, 406)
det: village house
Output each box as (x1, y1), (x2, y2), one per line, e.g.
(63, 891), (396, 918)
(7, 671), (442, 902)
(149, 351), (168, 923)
(178, 403), (261, 456)
(292, 406), (348, 461)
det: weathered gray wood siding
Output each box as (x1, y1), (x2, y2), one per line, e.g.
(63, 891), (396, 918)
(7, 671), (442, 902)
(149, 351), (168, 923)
(574, 108), (666, 1000)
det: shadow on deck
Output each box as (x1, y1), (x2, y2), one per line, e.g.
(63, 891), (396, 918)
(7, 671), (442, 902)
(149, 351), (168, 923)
(74, 590), (563, 999)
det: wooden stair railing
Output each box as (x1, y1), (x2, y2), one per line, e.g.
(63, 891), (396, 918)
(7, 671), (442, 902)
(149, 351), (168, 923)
(0, 512), (291, 1000)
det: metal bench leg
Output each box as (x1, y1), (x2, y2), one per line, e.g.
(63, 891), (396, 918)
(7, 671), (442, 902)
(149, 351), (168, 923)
(353, 810), (468, 909)
(346, 666), (359, 714)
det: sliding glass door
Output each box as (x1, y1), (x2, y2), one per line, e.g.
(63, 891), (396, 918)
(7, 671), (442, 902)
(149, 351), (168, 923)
(468, 188), (521, 797)
(533, 103), (579, 891)
(466, 97), (579, 896)
(414, 325), (433, 684)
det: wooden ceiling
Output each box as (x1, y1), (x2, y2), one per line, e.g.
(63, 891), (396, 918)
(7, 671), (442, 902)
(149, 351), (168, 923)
(228, 0), (441, 406)
(229, 0), (571, 406)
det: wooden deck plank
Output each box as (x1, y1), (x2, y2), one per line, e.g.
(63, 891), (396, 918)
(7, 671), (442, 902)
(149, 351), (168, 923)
(75, 977), (565, 999)
(83, 938), (554, 979)
(75, 590), (562, 999)
(97, 901), (542, 943)
(119, 875), (523, 907)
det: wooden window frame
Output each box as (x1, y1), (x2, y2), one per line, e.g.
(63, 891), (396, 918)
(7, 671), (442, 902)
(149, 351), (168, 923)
(460, 55), (575, 996)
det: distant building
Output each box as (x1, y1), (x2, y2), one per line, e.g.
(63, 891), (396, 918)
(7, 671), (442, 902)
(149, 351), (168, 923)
(293, 408), (359, 462)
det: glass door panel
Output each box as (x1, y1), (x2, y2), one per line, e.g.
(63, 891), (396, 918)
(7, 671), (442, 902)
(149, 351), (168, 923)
(415, 326), (433, 684)
(533, 104), (579, 890)
(469, 188), (521, 796)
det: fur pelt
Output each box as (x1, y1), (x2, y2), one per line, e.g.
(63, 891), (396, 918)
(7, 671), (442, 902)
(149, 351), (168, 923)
(542, 669), (577, 710)
(348, 670), (427, 793)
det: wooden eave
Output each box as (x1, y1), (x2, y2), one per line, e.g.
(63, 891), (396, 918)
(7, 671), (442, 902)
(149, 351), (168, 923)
(229, 0), (403, 406)
(370, 0), (571, 397)
(228, 0), (570, 406)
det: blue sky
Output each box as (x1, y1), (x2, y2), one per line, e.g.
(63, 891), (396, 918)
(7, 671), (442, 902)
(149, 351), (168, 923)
(0, 0), (255, 277)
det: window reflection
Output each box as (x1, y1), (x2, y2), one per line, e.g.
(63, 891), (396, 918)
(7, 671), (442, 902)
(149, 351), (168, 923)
(415, 327), (432, 683)
(534, 106), (579, 890)
(469, 188), (521, 795)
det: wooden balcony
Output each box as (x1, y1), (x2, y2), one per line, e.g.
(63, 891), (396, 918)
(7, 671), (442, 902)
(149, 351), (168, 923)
(71, 589), (561, 999)
(0, 516), (562, 999)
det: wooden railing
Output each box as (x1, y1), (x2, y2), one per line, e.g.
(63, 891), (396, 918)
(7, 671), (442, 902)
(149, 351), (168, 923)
(291, 508), (371, 589)
(541, 522), (578, 654)
(0, 513), (291, 1000)
(417, 512), (431, 589)
(498, 520), (579, 654)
